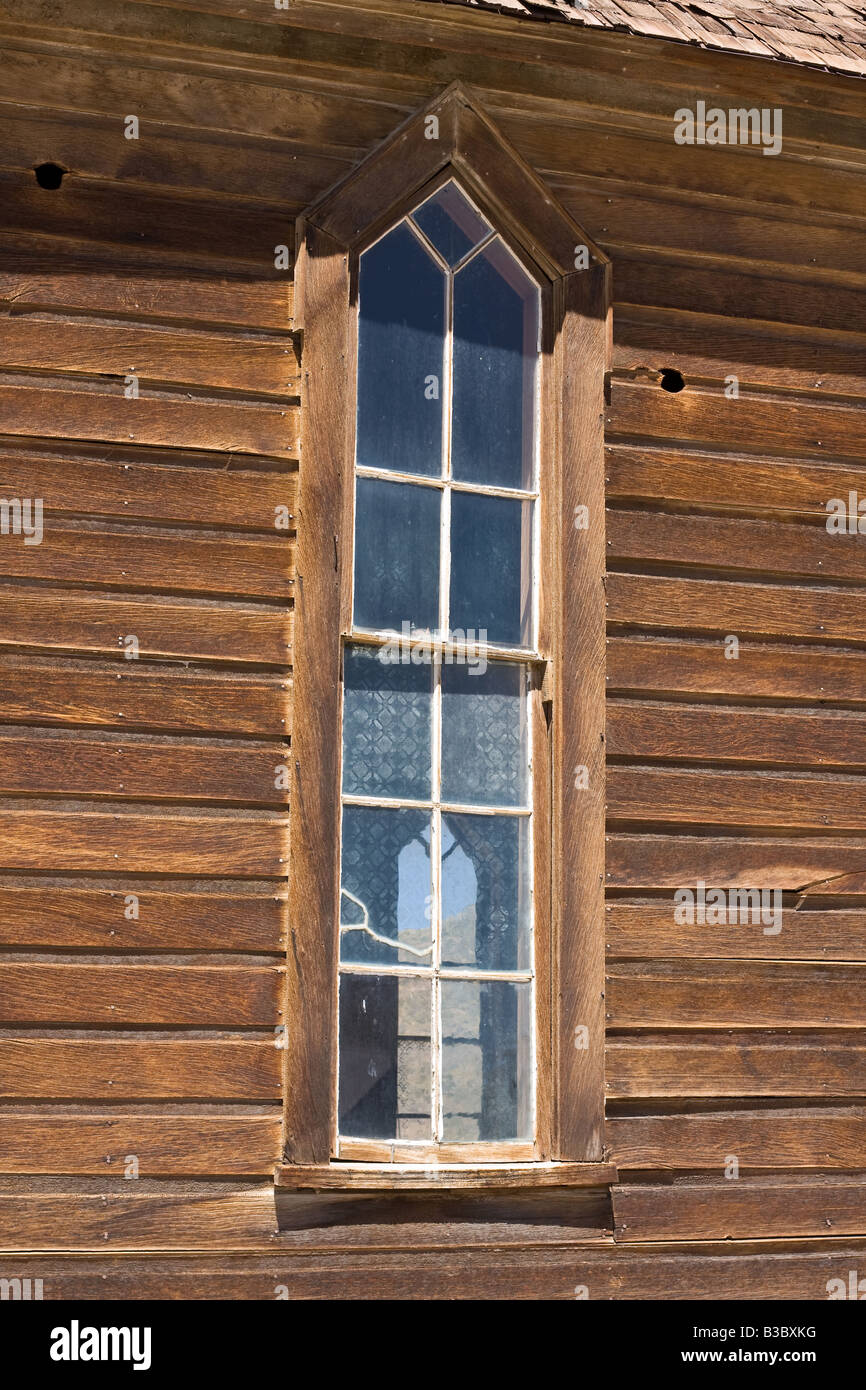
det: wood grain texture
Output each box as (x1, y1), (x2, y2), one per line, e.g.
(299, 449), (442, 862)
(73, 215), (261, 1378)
(0, 588), (291, 664)
(0, 1038), (282, 1100)
(614, 1175), (866, 1241)
(613, 312), (866, 400)
(555, 262), (609, 1160)
(606, 831), (866, 892)
(606, 902), (866, 961)
(275, 1161), (616, 1190)
(608, 765), (866, 832)
(0, 237), (293, 329)
(0, 167), (297, 263)
(1, 1243), (863, 1298)
(0, 963), (282, 1026)
(607, 1033), (866, 1099)
(615, 255), (866, 338)
(0, 807), (287, 874)
(607, 572), (866, 644)
(607, 635), (866, 705)
(0, 448), (297, 529)
(609, 701), (866, 770)
(0, 383), (297, 456)
(284, 222), (346, 1164)
(607, 961), (866, 1027)
(608, 1107), (866, 1169)
(0, 1113), (281, 1175)
(0, 731), (288, 804)
(0, 884), (285, 950)
(0, 316), (299, 395)
(607, 444), (866, 521)
(0, 658), (289, 735)
(0, 524), (293, 599)
(607, 378), (866, 461)
(608, 507), (866, 588)
(0, 1182), (280, 1252)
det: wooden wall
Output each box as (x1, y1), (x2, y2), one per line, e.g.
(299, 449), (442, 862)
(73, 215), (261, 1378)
(2, 0), (866, 1297)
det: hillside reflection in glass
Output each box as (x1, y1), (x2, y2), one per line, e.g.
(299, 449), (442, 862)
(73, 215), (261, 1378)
(339, 182), (540, 1150)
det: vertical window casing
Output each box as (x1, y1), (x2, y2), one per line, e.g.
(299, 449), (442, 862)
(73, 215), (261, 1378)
(338, 184), (541, 1157)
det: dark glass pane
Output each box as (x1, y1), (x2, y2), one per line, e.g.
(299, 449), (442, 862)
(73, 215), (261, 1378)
(339, 806), (432, 966)
(343, 644), (432, 801)
(411, 183), (490, 269)
(441, 662), (527, 808)
(339, 974), (433, 1141)
(441, 980), (532, 1141)
(441, 813), (531, 972)
(451, 240), (538, 490)
(353, 477), (440, 633)
(449, 492), (531, 647)
(356, 222), (445, 477)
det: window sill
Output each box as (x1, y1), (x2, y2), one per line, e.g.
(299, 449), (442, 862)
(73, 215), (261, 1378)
(275, 1161), (616, 1192)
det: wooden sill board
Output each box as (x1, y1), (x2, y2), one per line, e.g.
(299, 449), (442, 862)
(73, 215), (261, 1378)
(275, 1162), (618, 1191)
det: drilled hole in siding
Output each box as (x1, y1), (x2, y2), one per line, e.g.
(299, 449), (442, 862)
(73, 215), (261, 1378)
(34, 162), (67, 190)
(659, 367), (685, 393)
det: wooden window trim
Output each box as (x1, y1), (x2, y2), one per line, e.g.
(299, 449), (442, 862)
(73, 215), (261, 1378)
(284, 83), (609, 1182)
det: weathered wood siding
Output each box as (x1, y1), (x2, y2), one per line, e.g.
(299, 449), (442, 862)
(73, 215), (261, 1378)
(1, 0), (865, 1296)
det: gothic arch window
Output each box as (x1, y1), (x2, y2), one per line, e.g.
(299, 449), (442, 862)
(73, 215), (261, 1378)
(286, 85), (609, 1178)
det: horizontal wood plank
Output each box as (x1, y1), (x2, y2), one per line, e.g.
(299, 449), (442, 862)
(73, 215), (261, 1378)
(0, 963), (282, 1025)
(606, 902), (866, 961)
(607, 1033), (866, 1098)
(613, 312), (866, 400)
(0, 883), (285, 949)
(0, 237), (293, 329)
(607, 831), (866, 892)
(0, 317), (299, 395)
(0, 732), (288, 804)
(609, 701), (866, 770)
(607, 507), (866, 587)
(614, 1175), (866, 1241)
(607, 444), (866, 518)
(0, 1183), (278, 1251)
(0, 1113), (280, 1175)
(608, 765), (866, 832)
(0, 808), (287, 874)
(608, 961), (866, 1028)
(607, 636), (866, 705)
(0, 658), (289, 735)
(0, 448), (297, 529)
(0, 588), (291, 664)
(608, 1107), (866, 1169)
(0, 1038), (282, 1100)
(0, 525), (293, 599)
(0, 1244), (862, 1299)
(615, 255), (866, 339)
(607, 572), (866, 644)
(607, 378), (866, 461)
(0, 384), (297, 456)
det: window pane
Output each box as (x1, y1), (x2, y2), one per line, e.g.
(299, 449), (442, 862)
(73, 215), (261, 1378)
(339, 974), (432, 1141)
(449, 492), (532, 647)
(343, 644), (432, 801)
(340, 806), (433, 966)
(354, 477), (440, 633)
(356, 222), (445, 477)
(441, 662), (528, 808)
(451, 239), (538, 490)
(411, 183), (490, 269)
(441, 980), (532, 1141)
(441, 813), (531, 971)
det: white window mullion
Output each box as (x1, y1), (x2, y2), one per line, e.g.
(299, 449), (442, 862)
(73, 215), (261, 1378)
(430, 654), (443, 1142)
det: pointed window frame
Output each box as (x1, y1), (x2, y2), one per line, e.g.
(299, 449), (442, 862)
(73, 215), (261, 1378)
(284, 85), (610, 1183)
